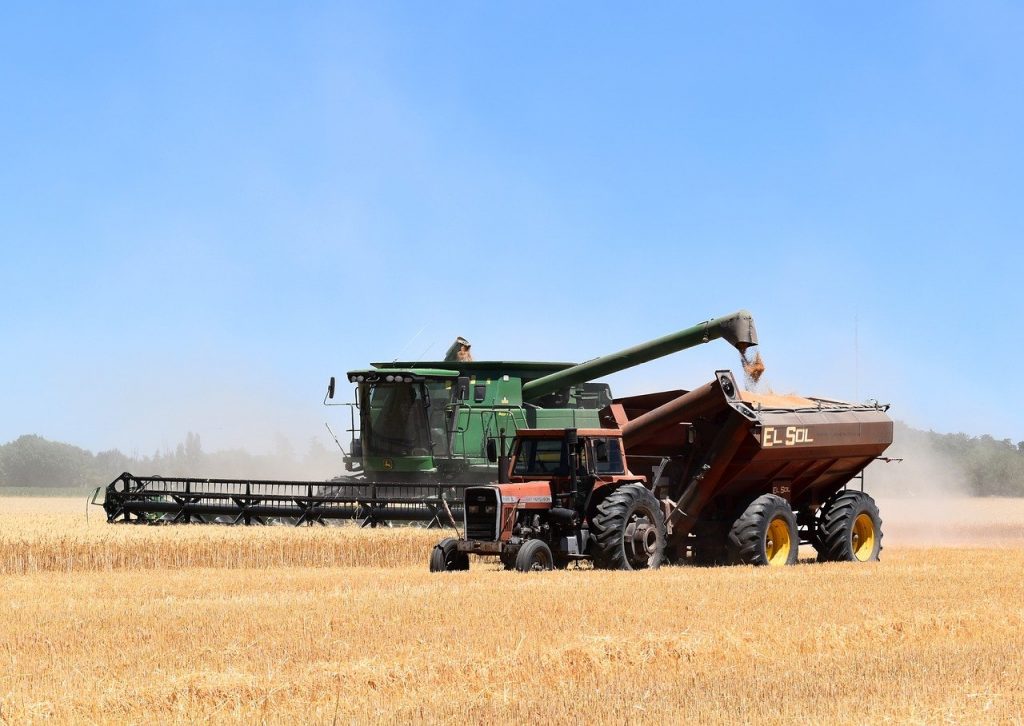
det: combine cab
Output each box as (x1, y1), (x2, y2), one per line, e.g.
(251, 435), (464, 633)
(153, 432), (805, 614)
(430, 370), (894, 570)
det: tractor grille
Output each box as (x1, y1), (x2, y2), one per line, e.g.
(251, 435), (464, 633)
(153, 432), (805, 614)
(464, 488), (500, 541)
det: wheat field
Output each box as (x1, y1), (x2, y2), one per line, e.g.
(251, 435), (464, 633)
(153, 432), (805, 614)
(2, 497), (1023, 724)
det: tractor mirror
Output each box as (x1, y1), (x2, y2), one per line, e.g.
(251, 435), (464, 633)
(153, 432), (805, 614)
(486, 439), (498, 463)
(327, 376), (336, 400)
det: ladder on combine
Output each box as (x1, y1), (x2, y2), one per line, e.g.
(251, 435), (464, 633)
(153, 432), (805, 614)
(98, 473), (467, 527)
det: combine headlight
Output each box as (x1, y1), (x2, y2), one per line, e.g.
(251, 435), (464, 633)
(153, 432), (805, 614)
(467, 505), (479, 513)
(484, 505), (496, 514)
(356, 375), (365, 383)
(385, 375), (395, 382)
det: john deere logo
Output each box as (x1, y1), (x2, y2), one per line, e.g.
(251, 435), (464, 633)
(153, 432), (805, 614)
(383, 458), (393, 470)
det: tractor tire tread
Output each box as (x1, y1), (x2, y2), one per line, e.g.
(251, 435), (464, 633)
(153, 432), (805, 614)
(589, 483), (666, 570)
(429, 537), (469, 572)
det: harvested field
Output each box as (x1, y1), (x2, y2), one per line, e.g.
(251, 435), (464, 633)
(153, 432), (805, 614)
(1, 496), (1023, 724)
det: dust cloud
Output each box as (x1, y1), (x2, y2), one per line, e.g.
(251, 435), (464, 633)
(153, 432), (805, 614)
(866, 425), (1022, 546)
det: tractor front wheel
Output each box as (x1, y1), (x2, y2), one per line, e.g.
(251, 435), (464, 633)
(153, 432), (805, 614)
(429, 538), (469, 572)
(728, 494), (799, 566)
(590, 483), (667, 570)
(515, 539), (554, 572)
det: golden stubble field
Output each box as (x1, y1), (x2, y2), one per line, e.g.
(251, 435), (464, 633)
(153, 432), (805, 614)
(2, 497), (1023, 724)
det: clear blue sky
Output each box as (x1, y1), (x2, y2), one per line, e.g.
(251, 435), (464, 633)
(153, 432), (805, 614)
(1, 2), (1021, 455)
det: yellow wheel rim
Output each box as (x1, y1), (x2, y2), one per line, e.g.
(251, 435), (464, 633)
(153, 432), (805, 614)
(852, 513), (876, 561)
(765, 517), (792, 566)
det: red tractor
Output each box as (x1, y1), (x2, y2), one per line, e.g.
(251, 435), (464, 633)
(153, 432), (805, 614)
(430, 427), (666, 572)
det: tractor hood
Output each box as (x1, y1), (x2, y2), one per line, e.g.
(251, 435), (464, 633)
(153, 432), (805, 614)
(493, 481), (553, 506)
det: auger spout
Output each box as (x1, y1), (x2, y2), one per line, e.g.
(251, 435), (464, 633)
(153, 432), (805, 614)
(521, 310), (758, 401)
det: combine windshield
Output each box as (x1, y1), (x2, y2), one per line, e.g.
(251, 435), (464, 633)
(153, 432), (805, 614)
(360, 381), (452, 458)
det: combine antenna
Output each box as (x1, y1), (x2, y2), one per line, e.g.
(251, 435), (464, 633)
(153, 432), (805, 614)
(392, 322), (428, 363)
(410, 340), (438, 367)
(324, 422), (347, 456)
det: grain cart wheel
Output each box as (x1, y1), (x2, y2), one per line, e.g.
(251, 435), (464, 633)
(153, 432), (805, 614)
(429, 538), (469, 572)
(816, 490), (883, 562)
(515, 539), (554, 572)
(728, 494), (799, 566)
(590, 483), (667, 570)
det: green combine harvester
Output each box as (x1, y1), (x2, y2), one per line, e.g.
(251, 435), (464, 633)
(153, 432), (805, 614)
(100, 310), (758, 526)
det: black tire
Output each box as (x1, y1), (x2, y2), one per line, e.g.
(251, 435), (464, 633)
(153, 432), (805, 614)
(429, 537), (470, 572)
(499, 549), (517, 570)
(514, 539), (554, 572)
(727, 494), (799, 566)
(816, 490), (883, 562)
(590, 483), (667, 570)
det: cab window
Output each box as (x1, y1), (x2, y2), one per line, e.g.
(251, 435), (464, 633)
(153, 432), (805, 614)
(591, 437), (624, 474)
(512, 438), (568, 476)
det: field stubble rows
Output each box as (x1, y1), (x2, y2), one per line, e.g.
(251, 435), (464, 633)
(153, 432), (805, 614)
(1, 497), (1023, 724)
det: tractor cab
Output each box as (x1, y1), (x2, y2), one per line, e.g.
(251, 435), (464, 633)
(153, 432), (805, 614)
(506, 428), (632, 508)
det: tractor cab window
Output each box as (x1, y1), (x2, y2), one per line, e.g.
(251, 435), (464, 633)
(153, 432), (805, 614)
(591, 437), (625, 475)
(513, 438), (568, 477)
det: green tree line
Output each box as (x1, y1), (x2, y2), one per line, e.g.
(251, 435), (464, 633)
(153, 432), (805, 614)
(0, 432), (340, 492)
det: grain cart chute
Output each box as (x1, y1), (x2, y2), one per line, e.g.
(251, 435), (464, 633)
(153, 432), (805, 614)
(99, 312), (758, 527)
(430, 370), (893, 571)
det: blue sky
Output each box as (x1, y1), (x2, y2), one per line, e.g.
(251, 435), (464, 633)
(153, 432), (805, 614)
(1, 2), (1021, 455)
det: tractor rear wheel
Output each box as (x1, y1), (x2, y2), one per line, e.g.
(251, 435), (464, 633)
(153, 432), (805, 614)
(429, 538), (470, 572)
(590, 483), (667, 570)
(515, 539), (554, 572)
(728, 494), (799, 566)
(816, 490), (883, 562)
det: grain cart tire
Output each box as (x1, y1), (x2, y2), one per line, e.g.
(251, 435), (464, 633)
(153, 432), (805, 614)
(515, 539), (554, 572)
(728, 494), (799, 566)
(590, 483), (667, 570)
(816, 490), (883, 562)
(429, 538), (470, 572)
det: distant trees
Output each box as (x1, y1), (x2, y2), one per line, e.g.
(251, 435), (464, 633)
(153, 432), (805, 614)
(0, 432), (342, 491)
(0, 435), (117, 490)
